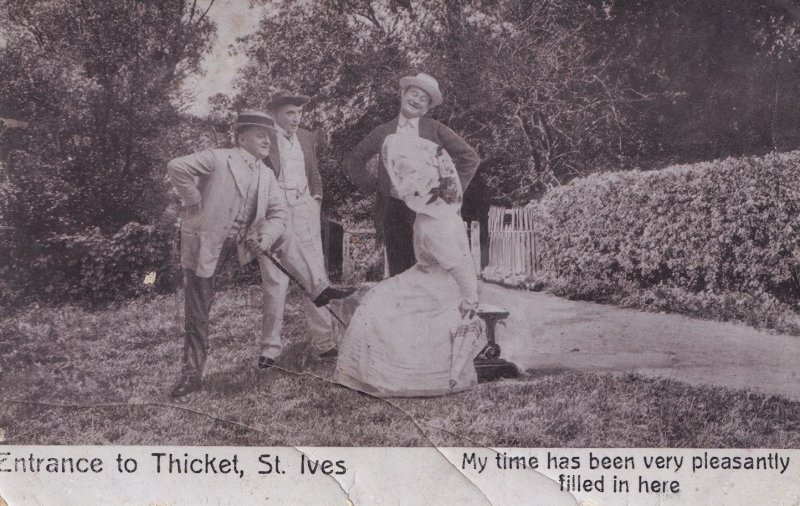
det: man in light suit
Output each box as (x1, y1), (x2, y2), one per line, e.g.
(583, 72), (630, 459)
(258, 90), (353, 367)
(167, 110), (286, 398)
(343, 73), (481, 276)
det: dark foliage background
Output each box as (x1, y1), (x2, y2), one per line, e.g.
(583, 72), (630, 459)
(1, 0), (799, 308)
(222, 0), (800, 216)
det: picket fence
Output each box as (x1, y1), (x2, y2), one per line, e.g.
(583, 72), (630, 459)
(486, 206), (540, 275)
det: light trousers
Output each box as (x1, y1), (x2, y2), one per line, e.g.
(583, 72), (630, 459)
(258, 197), (334, 358)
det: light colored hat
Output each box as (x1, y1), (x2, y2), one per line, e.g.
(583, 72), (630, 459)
(399, 72), (442, 107)
(234, 109), (276, 131)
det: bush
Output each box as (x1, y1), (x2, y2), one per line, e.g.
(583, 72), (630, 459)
(487, 150), (800, 333)
(0, 222), (178, 309)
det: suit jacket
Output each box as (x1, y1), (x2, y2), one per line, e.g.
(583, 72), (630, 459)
(265, 127), (324, 200)
(342, 116), (480, 232)
(167, 148), (288, 278)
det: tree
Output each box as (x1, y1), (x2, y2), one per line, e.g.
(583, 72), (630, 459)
(0, 0), (216, 232)
(230, 0), (645, 214)
(225, 0), (800, 219)
(0, 0), (218, 304)
(588, 0), (800, 162)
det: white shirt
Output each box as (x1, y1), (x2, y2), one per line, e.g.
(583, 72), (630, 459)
(228, 147), (260, 238)
(275, 125), (309, 192)
(396, 115), (420, 137)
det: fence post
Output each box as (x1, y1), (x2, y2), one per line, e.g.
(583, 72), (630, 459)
(342, 230), (352, 279)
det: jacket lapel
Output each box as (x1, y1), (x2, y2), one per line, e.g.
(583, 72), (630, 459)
(376, 118), (401, 195)
(267, 132), (282, 178)
(418, 116), (436, 142)
(298, 130), (313, 166)
(227, 151), (253, 197)
(386, 117), (400, 136)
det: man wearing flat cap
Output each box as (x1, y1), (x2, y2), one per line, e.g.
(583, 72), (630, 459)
(343, 72), (480, 276)
(166, 110), (287, 399)
(257, 90), (353, 367)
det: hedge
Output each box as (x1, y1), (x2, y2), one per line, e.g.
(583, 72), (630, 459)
(485, 150), (800, 333)
(0, 222), (178, 309)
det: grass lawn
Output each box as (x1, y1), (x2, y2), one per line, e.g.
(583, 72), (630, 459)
(2, 285), (800, 448)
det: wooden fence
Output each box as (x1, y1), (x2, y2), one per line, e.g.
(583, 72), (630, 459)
(341, 221), (483, 280)
(487, 206), (540, 275)
(341, 229), (385, 280)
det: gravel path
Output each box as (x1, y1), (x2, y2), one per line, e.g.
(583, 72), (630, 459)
(480, 283), (800, 400)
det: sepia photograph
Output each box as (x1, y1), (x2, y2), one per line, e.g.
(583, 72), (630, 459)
(1, 0), (800, 465)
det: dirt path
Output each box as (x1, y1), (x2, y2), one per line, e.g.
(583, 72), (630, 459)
(480, 283), (800, 401)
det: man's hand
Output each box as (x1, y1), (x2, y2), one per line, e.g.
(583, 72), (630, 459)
(459, 300), (479, 319)
(245, 238), (265, 255)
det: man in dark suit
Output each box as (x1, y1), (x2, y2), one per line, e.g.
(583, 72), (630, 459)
(343, 73), (480, 276)
(258, 90), (353, 367)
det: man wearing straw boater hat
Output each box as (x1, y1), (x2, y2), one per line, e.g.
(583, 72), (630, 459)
(258, 90), (354, 368)
(343, 72), (480, 276)
(167, 110), (287, 399)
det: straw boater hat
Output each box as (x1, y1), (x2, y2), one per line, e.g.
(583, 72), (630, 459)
(399, 72), (443, 107)
(234, 109), (276, 131)
(267, 90), (311, 110)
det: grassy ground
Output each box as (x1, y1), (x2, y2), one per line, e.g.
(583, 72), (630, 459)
(2, 285), (800, 448)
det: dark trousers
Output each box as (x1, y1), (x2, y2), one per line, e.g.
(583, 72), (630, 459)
(181, 238), (236, 378)
(383, 197), (417, 277)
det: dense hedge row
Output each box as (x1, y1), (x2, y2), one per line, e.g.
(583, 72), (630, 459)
(487, 150), (800, 332)
(0, 222), (178, 309)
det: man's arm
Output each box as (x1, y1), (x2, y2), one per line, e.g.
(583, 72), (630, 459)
(310, 131), (324, 201)
(166, 149), (217, 209)
(341, 126), (384, 195)
(437, 124), (480, 192)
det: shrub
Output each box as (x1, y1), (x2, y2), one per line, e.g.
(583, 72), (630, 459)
(486, 150), (800, 332)
(533, 150), (800, 303)
(1, 222), (178, 308)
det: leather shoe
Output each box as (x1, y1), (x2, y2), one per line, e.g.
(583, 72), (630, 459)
(318, 347), (338, 359)
(170, 374), (201, 398)
(313, 285), (357, 307)
(257, 356), (276, 369)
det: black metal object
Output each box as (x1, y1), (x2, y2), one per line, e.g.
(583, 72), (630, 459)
(474, 304), (520, 383)
(321, 218), (343, 275)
